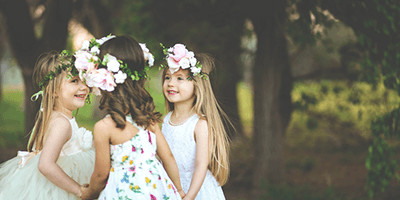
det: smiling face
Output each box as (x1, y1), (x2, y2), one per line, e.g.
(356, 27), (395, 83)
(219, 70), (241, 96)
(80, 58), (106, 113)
(163, 68), (195, 106)
(54, 74), (90, 114)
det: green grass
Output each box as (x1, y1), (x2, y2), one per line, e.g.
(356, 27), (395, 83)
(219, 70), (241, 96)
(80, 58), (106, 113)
(0, 89), (25, 149)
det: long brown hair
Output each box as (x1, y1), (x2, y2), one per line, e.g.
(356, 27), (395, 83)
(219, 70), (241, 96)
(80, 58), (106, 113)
(162, 53), (232, 186)
(28, 51), (69, 152)
(98, 35), (161, 129)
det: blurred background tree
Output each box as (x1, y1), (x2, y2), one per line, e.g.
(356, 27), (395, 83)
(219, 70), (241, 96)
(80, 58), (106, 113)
(0, 0), (72, 140)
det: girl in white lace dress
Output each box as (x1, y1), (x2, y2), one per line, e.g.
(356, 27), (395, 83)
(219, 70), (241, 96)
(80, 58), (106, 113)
(80, 35), (184, 200)
(0, 51), (95, 199)
(161, 44), (233, 200)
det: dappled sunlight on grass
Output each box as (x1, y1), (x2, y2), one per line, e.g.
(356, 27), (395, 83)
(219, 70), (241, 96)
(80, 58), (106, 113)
(287, 80), (400, 149)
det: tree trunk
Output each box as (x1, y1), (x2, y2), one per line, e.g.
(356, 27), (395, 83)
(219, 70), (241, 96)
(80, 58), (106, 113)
(213, 38), (244, 138)
(250, 0), (293, 194)
(1, 0), (73, 146)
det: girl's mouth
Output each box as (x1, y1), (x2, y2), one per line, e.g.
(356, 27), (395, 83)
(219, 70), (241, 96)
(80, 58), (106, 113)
(167, 90), (178, 95)
(74, 94), (86, 99)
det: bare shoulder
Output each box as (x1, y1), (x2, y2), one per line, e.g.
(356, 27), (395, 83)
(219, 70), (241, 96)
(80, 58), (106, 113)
(48, 114), (72, 133)
(194, 118), (208, 137)
(45, 114), (72, 142)
(94, 117), (115, 135)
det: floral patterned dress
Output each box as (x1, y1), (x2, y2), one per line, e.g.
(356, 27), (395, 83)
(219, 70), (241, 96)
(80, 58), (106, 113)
(99, 116), (181, 200)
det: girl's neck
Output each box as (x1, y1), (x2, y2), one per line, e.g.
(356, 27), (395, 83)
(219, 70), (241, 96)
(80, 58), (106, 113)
(53, 108), (73, 119)
(172, 101), (194, 117)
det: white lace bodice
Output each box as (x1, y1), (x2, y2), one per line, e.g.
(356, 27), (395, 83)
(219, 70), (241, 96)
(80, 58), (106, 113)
(162, 112), (199, 175)
(60, 117), (93, 156)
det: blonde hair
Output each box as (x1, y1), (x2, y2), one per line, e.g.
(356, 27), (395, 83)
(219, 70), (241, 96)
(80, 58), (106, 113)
(28, 51), (69, 152)
(163, 53), (232, 185)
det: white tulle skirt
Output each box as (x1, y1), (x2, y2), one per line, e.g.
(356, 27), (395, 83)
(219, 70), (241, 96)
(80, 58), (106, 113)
(0, 150), (95, 200)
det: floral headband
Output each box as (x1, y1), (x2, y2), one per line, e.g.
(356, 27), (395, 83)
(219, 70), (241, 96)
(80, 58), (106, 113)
(37, 51), (78, 89)
(161, 43), (208, 79)
(75, 35), (155, 95)
(32, 50), (81, 113)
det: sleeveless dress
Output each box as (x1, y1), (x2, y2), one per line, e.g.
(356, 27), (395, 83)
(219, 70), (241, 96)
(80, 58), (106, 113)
(98, 115), (182, 200)
(0, 115), (95, 200)
(162, 112), (226, 200)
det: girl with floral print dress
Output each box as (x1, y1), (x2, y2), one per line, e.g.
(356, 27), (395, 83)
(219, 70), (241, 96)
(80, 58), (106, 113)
(161, 44), (232, 200)
(0, 51), (95, 199)
(80, 35), (185, 200)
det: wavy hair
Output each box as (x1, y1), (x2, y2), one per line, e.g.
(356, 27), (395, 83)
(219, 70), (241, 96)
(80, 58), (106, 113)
(162, 53), (232, 185)
(98, 36), (161, 129)
(29, 51), (69, 152)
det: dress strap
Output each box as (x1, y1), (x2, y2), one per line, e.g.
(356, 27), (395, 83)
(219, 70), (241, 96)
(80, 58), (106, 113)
(57, 112), (73, 121)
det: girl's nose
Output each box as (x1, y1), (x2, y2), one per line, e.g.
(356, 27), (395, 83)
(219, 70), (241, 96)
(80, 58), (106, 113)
(167, 78), (176, 86)
(79, 80), (89, 91)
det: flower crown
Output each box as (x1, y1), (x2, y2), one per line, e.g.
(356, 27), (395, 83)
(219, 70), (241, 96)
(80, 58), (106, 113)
(75, 35), (155, 94)
(37, 50), (79, 89)
(161, 43), (207, 79)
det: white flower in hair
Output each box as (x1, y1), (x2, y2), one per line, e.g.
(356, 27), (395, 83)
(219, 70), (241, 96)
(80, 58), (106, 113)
(96, 68), (116, 92)
(179, 57), (191, 69)
(190, 59), (197, 67)
(190, 66), (201, 75)
(81, 40), (90, 50)
(74, 50), (97, 71)
(90, 46), (100, 54)
(114, 70), (127, 84)
(139, 43), (155, 67)
(85, 70), (103, 88)
(104, 54), (120, 72)
(167, 57), (181, 74)
(96, 35), (116, 45)
(163, 43), (205, 78)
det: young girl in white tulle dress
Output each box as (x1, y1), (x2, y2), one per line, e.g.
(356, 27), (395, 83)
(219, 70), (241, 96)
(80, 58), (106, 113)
(0, 51), (95, 199)
(80, 35), (185, 200)
(161, 44), (232, 200)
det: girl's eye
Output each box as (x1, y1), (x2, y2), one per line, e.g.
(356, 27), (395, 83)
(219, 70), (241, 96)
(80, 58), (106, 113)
(177, 77), (184, 80)
(71, 79), (78, 83)
(165, 76), (171, 80)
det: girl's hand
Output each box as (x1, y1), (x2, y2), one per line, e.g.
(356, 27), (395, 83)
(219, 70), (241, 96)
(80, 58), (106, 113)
(183, 195), (193, 200)
(80, 185), (89, 200)
(178, 189), (186, 199)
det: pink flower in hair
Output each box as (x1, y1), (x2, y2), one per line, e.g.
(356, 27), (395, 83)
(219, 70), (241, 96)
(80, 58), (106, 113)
(165, 43), (201, 75)
(169, 44), (188, 62)
(74, 50), (98, 71)
(85, 68), (116, 92)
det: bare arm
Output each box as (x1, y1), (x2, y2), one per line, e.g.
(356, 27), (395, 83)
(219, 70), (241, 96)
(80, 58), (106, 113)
(184, 119), (209, 200)
(38, 117), (82, 197)
(81, 120), (111, 200)
(151, 123), (185, 197)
